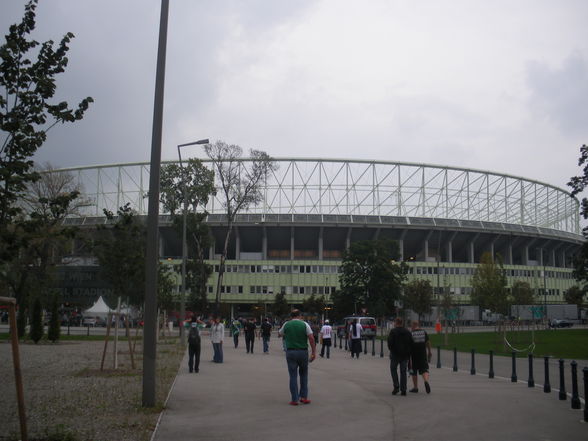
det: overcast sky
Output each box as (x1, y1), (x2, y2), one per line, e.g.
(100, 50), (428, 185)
(1, 0), (587, 192)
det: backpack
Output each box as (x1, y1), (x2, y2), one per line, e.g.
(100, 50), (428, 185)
(188, 325), (201, 345)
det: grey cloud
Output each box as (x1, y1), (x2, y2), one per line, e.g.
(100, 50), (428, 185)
(526, 53), (588, 134)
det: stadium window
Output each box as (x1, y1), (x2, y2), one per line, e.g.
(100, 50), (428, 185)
(250, 265), (256, 273)
(306, 265), (311, 273)
(238, 286), (243, 294)
(318, 286), (324, 294)
(292, 266), (299, 273)
(318, 266), (324, 273)
(250, 286), (255, 294)
(312, 265), (318, 273)
(312, 286), (318, 294)
(293, 286), (299, 294)
(300, 287), (305, 294)
(286, 286), (293, 294)
(256, 265), (262, 273)
(275, 266), (280, 274)
(214, 265), (219, 273)
(262, 286), (268, 294)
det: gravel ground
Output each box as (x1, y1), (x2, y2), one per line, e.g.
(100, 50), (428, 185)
(0, 337), (185, 441)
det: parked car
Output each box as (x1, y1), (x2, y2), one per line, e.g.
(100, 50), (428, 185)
(337, 316), (377, 339)
(549, 319), (573, 328)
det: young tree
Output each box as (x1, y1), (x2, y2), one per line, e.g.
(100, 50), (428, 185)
(470, 252), (508, 315)
(563, 285), (586, 309)
(510, 280), (535, 306)
(338, 239), (406, 317)
(92, 204), (146, 307)
(204, 141), (277, 312)
(0, 0), (92, 264)
(403, 279), (433, 321)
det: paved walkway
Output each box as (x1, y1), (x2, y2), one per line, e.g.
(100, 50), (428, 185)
(153, 338), (587, 441)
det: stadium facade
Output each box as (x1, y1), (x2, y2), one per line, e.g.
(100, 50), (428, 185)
(53, 158), (582, 310)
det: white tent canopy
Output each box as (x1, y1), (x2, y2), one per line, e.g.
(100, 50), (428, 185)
(83, 296), (112, 319)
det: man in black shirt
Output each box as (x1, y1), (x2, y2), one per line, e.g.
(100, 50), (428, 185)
(244, 318), (257, 354)
(260, 318), (272, 353)
(387, 317), (413, 396)
(409, 320), (432, 393)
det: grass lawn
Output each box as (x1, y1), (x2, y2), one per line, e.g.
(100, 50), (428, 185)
(428, 329), (588, 360)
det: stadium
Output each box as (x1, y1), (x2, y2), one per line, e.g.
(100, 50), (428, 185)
(52, 158), (582, 313)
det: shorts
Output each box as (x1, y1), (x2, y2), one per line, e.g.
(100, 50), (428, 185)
(410, 356), (429, 375)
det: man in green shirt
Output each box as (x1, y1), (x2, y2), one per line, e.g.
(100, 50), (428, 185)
(279, 309), (316, 405)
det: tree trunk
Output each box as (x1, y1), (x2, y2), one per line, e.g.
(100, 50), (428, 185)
(214, 219), (233, 313)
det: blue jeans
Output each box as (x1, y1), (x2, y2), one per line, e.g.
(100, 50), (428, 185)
(262, 335), (270, 352)
(286, 349), (309, 402)
(390, 355), (408, 391)
(212, 342), (223, 363)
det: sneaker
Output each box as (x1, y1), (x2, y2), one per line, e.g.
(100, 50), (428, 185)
(425, 382), (431, 394)
(409, 388), (418, 393)
(289, 401), (299, 406)
(194, 369), (199, 373)
(299, 398), (311, 404)
(392, 388), (399, 395)
(401, 391), (407, 396)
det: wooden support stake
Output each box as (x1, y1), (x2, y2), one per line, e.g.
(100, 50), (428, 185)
(100, 312), (112, 371)
(125, 315), (135, 369)
(1, 297), (28, 441)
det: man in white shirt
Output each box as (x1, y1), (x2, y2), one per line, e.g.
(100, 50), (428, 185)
(319, 320), (333, 359)
(210, 315), (225, 363)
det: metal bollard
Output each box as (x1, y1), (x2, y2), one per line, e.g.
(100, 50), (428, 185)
(543, 356), (551, 393)
(470, 349), (476, 375)
(452, 347), (458, 372)
(86, 325), (90, 336)
(511, 352), (517, 382)
(372, 337), (375, 356)
(380, 338), (384, 358)
(363, 338), (367, 354)
(570, 361), (581, 409)
(558, 359), (566, 400)
(583, 367), (588, 422)
(436, 346), (441, 369)
(489, 350), (494, 379)
(339, 333), (342, 349)
(527, 353), (534, 387)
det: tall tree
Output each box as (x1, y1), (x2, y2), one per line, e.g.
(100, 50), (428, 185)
(568, 144), (588, 294)
(470, 252), (508, 315)
(0, 167), (81, 310)
(161, 158), (215, 316)
(337, 239), (406, 317)
(403, 279), (433, 321)
(92, 204), (146, 307)
(0, 0), (92, 264)
(203, 140), (277, 312)
(272, 291), (290, 319)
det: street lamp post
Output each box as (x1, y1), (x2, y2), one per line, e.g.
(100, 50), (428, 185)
(177, 139), (209, 345)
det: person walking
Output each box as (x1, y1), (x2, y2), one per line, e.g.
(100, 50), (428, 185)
(387, 317), (413, 396)
(319, 319), (333, 358)
(409, 320), (432, 394)
(349, 318), (363, 358)
(230, 317), (242, 348)
(210, 315), (225, 363)
(188, 316), (204, 373)
(260, 318), (273, 353)
(244, 318), (257, 354)
(279, 309), (316, 405)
